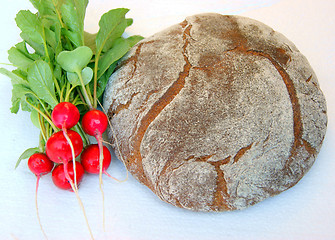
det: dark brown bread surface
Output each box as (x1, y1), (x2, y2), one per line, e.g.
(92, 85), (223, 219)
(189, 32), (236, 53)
(103, 13), (327, 211)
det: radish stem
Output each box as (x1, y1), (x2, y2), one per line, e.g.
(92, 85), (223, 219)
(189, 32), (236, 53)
(73, 124), (90, 147)
(93, 56), (100, 109)
(64, 85), (77, 102)
(76, 70), (93, 109)
(37, 112), (47, 143)
(38, 133), (45, 153)
(26, 98), (58, 132)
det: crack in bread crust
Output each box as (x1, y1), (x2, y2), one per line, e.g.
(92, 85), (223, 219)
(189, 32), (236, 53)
(244, 49), (317, 168)
(233, 143), (254, 164)
(128, 21), (193, 189)
(109, 92), (140, 117)
(208, 157), (231, 211)
(191, 46), (318, 204)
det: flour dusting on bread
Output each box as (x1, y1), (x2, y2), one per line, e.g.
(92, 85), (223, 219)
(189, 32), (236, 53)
(103, 14), (327, 211)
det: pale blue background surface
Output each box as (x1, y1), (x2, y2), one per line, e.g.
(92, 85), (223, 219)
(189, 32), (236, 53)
(0, 0), (334, 239)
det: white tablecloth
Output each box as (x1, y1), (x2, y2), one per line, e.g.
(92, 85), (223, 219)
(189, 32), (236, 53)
(0, 0), (334, 239)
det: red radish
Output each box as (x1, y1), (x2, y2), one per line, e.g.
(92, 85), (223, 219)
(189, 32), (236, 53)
(28, 153), (54, 176)
(45, 130), (83, 164)
(50, 102), (82, 189)
(81, 108), (109, 181)
(81, 109), (109, 230)
(52, 161), (85, 190)
(28, 153), (54, 240)
(81, 144), (111, 174)
(51, 102), (80, 129)
(81, 109), (108, 136)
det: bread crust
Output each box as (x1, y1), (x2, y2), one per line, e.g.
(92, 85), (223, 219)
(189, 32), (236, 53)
(103, 14), (327, 211)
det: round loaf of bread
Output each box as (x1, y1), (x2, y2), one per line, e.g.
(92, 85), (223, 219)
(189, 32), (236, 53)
(103, 13), (327, 211)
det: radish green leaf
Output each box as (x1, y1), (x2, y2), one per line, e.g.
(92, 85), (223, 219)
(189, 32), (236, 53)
(27, 60), (58, 107)
(96, 8), (130, 54)
(15, 147), (39, 169)
(15, 10), (44, 45)
(67, 67), (93, 86)
(57, 46), (93, 73)
(97, 35), (143, 79)
(0, 68), (27, 86)
(61, 0), (88, 47)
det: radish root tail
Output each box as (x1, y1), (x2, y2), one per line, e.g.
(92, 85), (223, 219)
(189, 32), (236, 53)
(35, 175), (49, 240)
(62, 126), (78, 190)
(63, 161), (95, 240)
(95, 132), (106, 232)
(103, 168), (128, 183)
(101, 140), (129, 182)
(97, 99), (129, 181)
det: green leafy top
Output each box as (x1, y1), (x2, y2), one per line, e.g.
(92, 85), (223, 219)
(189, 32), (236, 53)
(0, 0), (144, 166)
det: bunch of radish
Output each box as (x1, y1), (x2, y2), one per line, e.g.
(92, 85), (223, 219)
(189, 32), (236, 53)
(47, 102), (111, 191)
(0, 1), (143, 239)
(28, 101), (115, 239)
